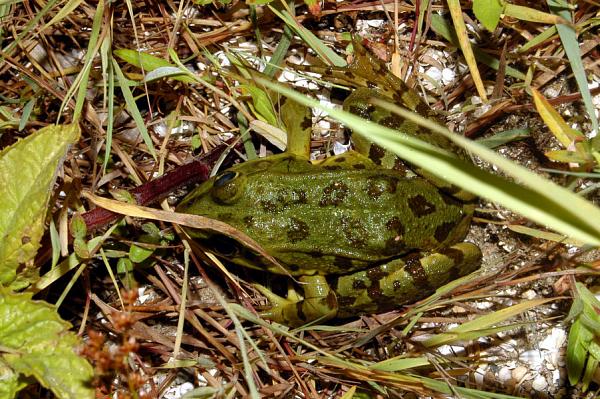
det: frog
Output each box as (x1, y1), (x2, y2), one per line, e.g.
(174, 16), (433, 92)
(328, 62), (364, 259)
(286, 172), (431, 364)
(177, 39), (482, 326)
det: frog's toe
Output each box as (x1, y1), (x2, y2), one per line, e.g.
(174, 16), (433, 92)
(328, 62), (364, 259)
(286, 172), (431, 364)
(253, 283), (295, 309)
(253, 276), (338, 326)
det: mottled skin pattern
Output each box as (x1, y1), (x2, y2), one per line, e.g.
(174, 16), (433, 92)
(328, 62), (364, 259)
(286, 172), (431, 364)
(177, 40), (482, 326)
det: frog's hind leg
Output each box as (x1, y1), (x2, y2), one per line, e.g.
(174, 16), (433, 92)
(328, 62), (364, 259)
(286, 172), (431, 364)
(334, 242), (482, 318)
(255, 275), (338, 326)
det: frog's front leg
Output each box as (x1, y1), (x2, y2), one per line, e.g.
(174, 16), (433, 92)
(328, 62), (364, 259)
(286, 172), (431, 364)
(334, 242), (481, 318)
(256, 275), (338, 326)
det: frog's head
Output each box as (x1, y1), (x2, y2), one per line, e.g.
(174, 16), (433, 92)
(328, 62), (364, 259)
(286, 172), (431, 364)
(178, 153), (311, 214)
(177, 159), (266, 213)
(176, 159), (288, 273)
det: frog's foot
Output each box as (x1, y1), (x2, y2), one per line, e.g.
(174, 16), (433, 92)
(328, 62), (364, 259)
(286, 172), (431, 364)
(254, 276), (338, 326)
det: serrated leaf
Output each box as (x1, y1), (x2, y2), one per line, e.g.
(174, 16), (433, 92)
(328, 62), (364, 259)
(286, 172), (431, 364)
(0, 288), (94, 399)
(0, 363), (26, 399)
(473, 0), (503, 31)
(0, 124), (80, 288)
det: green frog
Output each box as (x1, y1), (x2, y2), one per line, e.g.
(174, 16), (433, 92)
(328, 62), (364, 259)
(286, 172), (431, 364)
(177, 40), (482, 326)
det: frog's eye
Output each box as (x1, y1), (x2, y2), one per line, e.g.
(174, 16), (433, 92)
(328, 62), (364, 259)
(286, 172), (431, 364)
(211, 171), (246, 204)
(214, 171), (237, 187)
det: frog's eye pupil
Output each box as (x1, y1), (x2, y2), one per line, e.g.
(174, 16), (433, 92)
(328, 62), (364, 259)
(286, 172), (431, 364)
(214, 171), (237, 187)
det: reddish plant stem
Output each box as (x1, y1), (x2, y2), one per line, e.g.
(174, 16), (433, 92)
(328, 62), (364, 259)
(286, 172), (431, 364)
(82, 141), (236, 232)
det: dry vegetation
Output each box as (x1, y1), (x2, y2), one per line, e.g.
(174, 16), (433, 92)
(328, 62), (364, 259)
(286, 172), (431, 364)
(1, 0), (600, 398)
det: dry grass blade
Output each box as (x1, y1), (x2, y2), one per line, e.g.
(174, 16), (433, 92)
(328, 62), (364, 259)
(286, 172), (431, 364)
(446, 0), (487, 101)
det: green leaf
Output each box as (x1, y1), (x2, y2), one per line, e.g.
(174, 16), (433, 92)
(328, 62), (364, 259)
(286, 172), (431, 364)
(567, 317), (591, 385)
(0, 124), (80, 288)
(129, 244), (154, 263)
(39, 0), (84, 32)
(532, 88), (584, 148)
(476, 128), (530, 148)
(240, 84), (278, 126)
(268, 7), (346, 67)
(504, 3), (569, 25)
(70, 214), (87, 240)
(19, 98), (36, 131)
(545, 150), (590, 164)
(370, 356), (430, 372)
(0, 288), (94, 399)
(566, 283), (600, 390)
(423, 299), (552, 347)
(473, 0), (503, 31)
(113, 49), (195, 83)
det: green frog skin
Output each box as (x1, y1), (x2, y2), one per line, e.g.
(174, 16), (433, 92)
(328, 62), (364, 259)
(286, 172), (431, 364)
(177, 40), (482, 326)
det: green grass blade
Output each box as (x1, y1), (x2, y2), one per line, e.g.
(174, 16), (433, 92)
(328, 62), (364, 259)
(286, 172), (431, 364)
(268, 6), (346, 67)
(70, 0), (104, 121)
(39, 0), (84, 33)
(475, 128), (530, 148)
(112, 58), (157, 159)
(102, 37), (115, 172)
(518, 26), (557, 53)
(18, 97), (35, 131)
(257, 78), (600, 245)
(447, 0), (487, 100)
(423, 299), (552, 347)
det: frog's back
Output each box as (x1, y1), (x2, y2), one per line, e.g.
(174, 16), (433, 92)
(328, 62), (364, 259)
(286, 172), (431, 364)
(179, 154), (472, 276)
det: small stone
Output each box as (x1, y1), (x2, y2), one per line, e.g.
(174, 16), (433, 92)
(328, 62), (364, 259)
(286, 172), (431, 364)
(498, 367), (512, 382)
(512, 366), (528, 382)
(522, 289), (537, 299)
(532, 375), (548, 391)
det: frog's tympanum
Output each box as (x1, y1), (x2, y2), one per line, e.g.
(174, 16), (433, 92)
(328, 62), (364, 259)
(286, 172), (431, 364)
(177, 40), (482, 326)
